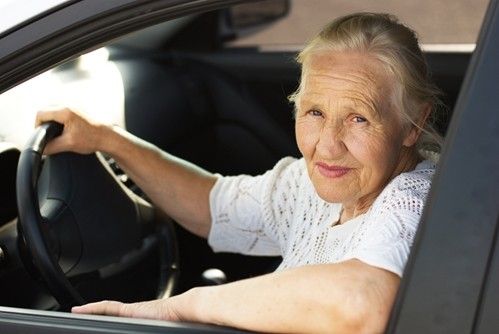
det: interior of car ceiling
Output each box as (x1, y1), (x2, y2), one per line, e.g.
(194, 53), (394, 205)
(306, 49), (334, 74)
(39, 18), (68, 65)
(0, 0), (475, 309)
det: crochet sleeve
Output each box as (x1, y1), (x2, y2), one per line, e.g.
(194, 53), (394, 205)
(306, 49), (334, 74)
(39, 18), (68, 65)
(341, 167), (434, 277)
(207, 157), (300, 256)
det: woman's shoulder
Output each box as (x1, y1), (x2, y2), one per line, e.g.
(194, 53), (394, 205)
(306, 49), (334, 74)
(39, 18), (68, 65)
(271, 156), (306, 173)
(393, 159), (436, 191)
(371, 160), (437, 216)
(264, 156), (307, 186)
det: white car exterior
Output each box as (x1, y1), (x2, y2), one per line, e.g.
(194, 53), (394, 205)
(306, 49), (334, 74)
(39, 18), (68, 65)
(0, 0), (70, 34)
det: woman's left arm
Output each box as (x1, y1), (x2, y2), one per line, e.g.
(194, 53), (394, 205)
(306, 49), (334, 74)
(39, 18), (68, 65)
(72, 259), (399, 333)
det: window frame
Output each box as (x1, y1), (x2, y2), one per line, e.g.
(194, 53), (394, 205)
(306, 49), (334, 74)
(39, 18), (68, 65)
(387, 0), (499, 332)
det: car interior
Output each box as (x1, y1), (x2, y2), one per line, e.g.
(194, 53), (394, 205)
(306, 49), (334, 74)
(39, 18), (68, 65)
(0, 1), (474, 312)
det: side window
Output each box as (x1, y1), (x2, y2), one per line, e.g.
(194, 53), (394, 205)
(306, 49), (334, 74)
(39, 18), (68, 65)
(0, 48), (124, 148)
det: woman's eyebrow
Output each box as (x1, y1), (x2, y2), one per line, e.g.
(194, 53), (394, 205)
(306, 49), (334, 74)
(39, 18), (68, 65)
(350, 97), (382, 120)
(298, 96), (324, 109)
(299, 89), (387, 119)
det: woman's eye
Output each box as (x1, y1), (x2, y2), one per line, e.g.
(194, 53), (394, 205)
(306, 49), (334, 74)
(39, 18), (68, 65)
(308, 109), (323, 117)
(352, 116), (367, 123)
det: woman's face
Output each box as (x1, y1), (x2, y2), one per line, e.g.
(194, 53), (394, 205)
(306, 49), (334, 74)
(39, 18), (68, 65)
(295, 51), (416, 210)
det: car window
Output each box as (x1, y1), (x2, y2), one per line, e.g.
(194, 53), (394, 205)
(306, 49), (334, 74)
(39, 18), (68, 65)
(0, 0), (497, 333)
(0, 48), (124, 148)
(228, 0), (489, 49)
(0, 14), (194, 149)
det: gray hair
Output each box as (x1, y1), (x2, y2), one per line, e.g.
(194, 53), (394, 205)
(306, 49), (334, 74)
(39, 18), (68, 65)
(289, 12), (445, 154)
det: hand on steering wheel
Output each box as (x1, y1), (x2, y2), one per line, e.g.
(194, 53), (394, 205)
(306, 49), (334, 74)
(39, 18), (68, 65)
(16, 120), (178, 310)
(35, 108), (105, 155)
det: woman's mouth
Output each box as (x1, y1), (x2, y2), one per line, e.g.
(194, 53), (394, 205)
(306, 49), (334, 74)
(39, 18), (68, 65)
(316, 162), (352, 178)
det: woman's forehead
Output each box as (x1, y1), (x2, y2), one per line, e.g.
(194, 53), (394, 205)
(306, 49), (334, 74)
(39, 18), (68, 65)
(302, 51), (394, 99)
(298, 51), (399, 118)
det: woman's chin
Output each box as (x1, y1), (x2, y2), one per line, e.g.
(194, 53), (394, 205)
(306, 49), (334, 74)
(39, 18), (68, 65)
(314, 187), (352, 204)
(310, 175), (357, 204)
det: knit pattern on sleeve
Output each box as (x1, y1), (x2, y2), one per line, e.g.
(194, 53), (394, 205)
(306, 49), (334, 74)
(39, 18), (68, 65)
(339, 160), (435, 276)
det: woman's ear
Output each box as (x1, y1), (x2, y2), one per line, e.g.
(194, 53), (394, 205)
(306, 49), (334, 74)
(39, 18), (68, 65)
(403, 103), (431, 147)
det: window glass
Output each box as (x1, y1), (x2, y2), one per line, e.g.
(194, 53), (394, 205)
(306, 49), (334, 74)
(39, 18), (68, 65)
(229, 0), (489, 48)
(0, 48), (124, 148)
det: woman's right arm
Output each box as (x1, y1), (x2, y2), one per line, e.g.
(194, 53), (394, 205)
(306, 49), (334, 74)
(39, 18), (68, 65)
(36, 108), (217, 238)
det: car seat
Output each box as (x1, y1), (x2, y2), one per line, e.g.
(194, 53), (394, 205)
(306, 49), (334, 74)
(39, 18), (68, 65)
(114, 53), (299, 291)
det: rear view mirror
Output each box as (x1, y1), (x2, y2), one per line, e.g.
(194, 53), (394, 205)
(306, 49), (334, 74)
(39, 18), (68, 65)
(220, 0), (290, 41)
(230, 0), (289, 29)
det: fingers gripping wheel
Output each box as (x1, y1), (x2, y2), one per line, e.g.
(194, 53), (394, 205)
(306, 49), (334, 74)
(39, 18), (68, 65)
(16, 122), (174, 309)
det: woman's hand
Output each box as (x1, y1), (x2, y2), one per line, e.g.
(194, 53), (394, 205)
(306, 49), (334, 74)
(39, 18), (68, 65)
(72, 298), (184, 322)
(36, 106), (215, 239)
(35, 108), (108, 155)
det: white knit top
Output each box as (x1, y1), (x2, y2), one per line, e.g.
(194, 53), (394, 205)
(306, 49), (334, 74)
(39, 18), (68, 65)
(208, 157), (436, 277)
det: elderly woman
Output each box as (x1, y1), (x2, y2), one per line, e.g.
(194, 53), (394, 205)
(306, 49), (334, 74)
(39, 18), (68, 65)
(37, 12), (442, 334)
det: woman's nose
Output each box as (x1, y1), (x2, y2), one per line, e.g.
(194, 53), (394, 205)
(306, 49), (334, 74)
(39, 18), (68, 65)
(316, 123), (347, 158)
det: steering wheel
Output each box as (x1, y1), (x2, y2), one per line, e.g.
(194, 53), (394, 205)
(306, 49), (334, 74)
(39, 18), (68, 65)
(16, 122), (178, 310)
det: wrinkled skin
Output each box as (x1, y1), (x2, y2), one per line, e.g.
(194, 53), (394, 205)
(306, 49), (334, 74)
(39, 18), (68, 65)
(295, 51), (420, 222)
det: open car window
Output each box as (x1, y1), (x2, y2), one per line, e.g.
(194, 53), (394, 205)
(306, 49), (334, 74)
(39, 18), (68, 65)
(0, 0), (497, 333)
